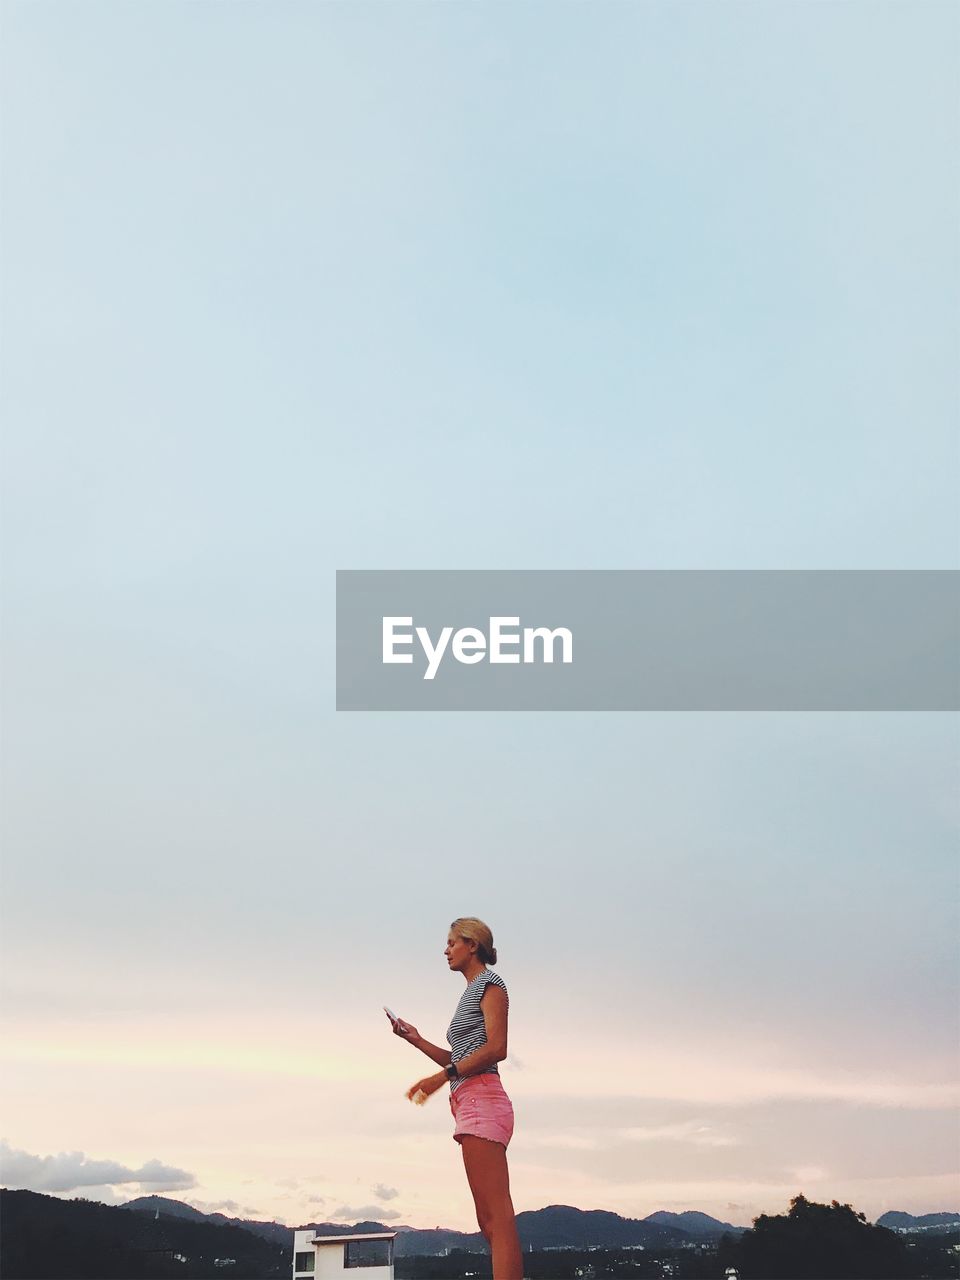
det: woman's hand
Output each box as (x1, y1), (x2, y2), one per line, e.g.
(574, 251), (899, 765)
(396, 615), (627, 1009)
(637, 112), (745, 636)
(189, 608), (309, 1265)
(406, 1071), (447, 1103)
(392, 1018), (419, 1042)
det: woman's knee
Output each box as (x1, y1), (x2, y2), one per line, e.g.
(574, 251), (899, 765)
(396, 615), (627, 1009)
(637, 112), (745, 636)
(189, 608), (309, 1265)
(475, 1196), (513, 1235)
(485, 1196), (516, 1230)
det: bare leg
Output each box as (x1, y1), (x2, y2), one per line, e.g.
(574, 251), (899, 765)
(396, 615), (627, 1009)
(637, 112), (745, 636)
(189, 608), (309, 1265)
(459, 1135), (524, 1280)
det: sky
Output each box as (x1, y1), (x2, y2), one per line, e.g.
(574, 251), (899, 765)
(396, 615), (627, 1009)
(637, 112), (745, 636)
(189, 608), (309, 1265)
(1, 0), (958, 1235)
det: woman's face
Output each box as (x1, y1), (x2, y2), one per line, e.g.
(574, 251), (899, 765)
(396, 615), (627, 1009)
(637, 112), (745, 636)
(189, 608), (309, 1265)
(445, 930), (476, 973)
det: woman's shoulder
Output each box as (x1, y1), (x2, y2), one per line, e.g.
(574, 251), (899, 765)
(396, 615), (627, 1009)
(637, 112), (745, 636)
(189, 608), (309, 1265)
(479, 969), (508, 996)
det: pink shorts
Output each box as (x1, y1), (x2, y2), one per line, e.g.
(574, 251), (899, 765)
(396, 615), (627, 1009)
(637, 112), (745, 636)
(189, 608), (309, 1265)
(449, 1073), (515, 1148)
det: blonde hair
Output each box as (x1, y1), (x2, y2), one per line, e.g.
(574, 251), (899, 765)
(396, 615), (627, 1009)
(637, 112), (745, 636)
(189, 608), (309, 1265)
(450, 917), (498, 966)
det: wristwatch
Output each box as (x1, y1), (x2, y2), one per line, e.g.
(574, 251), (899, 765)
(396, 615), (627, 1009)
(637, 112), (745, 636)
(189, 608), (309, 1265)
(444, 1062), (459, 1080)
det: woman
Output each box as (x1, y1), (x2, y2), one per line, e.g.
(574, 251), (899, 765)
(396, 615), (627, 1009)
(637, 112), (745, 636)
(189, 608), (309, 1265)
(392, 916), (523, 1280)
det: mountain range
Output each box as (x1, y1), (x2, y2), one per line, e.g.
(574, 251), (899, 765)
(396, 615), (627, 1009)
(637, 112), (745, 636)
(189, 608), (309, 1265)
(4, 1189), (958, 1280)
(875, 1210), (960, 1233)
(120, 1196), (960, 1251)
(121, 1195), (746, 1251)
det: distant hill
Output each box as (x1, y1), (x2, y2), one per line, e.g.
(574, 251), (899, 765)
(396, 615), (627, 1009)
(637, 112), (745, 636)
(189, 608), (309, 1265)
(119, 1196), (728, 1254)
(3, 1190), (734, 1271)
(7, 1186), (956, 1279)
(119, 1195), (959, 1246)
(121, 1196), (211, 1224)
(121, 1199), (418, 1250)
(875, 1209), (960, 1233)
(644, 1209), (745, 1240)
(121, 1197), (293, 1247)
(96, 1194), (960, 1253)
(1, 1189), (288, 1279)
(513, 1203), (687, 1248)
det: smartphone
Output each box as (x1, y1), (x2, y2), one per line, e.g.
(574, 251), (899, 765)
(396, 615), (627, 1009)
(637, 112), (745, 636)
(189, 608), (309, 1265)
(385, 1007), (409, 1034)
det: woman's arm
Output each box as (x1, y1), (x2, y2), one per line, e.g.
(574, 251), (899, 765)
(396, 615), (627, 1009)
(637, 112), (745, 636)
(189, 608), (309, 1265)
(405, 986), (508, 1100)
(392, 1021), (452, 1068)
(411, 1033), (453, 1068)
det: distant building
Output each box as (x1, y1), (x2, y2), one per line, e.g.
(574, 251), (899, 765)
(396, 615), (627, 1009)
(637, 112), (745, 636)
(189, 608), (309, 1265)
(293, 1231), (397, 1280)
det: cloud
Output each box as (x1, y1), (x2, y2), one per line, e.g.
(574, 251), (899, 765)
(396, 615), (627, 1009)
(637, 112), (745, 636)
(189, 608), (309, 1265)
(330, 1204), (402, 1222)
(787, 1165), (829, 1183)
(185, 1199), (260, 1216)
(537, 1049), (960, 1110)
(0, 1142), (196, 1194)
(522, 1134), (601, 1151)
(66, 1185), (133, 1207)
(619, 1123), (741, 1148)
(307, 1194), (327, 1205)
(373, 1184), (398, 1200)
(523, 1121), (740, 1153)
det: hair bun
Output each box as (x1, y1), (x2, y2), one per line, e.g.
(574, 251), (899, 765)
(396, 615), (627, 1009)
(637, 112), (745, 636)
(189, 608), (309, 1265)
(451, 917), (497, 967)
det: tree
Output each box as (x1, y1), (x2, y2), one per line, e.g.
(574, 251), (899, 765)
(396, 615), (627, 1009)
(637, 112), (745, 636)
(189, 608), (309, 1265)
(734, 1194), (909, 1279)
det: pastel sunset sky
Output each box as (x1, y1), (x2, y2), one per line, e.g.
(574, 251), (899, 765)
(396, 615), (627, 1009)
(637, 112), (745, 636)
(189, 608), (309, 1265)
(2, 0), (957, 1234)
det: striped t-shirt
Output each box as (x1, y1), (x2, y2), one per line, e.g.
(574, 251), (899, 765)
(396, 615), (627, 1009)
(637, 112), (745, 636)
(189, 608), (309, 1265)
(446, 968), (509, 1095)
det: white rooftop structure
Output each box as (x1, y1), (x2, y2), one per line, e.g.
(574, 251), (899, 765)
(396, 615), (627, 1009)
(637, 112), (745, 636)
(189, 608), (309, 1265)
(293, 1230), (397, 1280)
